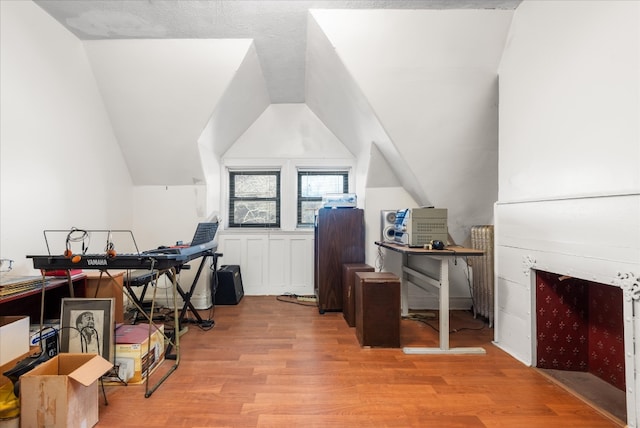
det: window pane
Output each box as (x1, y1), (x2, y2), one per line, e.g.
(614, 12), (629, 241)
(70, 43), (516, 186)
(301, 175), (345, 197)
(233, 201), (277, 225)
(234, 175), (277, 198)
(300, 201), (323, 224)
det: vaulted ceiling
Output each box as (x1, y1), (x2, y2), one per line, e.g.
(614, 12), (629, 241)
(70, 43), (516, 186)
(34, 0), (522, 104)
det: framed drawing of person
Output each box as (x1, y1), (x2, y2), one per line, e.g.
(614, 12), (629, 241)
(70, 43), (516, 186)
(60, 297), (114, 362)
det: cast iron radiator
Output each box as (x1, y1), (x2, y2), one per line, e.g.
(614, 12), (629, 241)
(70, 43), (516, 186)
(470, 225), (495, 327)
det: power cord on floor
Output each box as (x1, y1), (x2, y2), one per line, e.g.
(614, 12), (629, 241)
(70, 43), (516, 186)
(403, 311), (487, 334)
(276, 293), (317, 307)
(178, 317), (215, 331)
(169, 309), (215, 331)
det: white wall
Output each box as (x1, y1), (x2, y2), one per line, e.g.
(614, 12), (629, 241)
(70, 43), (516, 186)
(0, 1), (132, 277)
(364, 149), (477, 310)
(84, 38), (254, 186)
(498, 2), (639, 202)
(307, 9), (514, 308)
(495, 1), (639, 425)
(223, 104), (356, 229)
(305, 13), (427, 210)
(311, 9), (514, 245)
(496, 0), (639, 362)
(217, 104), (356, 295)
(365, 186), (477, 310)
(131, 184), (217, 308)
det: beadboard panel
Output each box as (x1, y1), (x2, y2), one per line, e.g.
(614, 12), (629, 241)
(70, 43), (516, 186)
(290, 237), (314, 294)
(217, 231), (315, 296)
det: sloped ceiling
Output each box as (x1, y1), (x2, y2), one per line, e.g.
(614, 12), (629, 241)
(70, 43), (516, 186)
(305, 11), (428, 204)
(34, 0), (521, 208)
(225, 104), (354, 159)
(367, 143), (402, 188)
(34, 0), (522, 104)
(84, 39), (255, 185)
(198, 42), (271, 159)
(310, 9), (514, 240)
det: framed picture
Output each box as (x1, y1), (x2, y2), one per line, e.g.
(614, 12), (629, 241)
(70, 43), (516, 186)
(60, 297), (114, 362)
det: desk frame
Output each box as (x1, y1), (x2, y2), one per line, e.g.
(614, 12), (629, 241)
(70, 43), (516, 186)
(375, 241), (486, 355)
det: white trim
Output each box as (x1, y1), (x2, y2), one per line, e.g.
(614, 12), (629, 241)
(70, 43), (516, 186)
(227, 166), (282, 172)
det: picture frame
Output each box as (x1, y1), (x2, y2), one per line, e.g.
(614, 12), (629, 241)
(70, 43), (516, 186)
(60, 297), (114, 362)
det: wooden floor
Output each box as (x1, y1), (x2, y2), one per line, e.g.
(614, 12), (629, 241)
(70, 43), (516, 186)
(96, 296), (624, 428)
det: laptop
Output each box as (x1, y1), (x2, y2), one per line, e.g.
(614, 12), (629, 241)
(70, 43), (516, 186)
(144, 222), (219, 255)
(188, 222), (219, 246)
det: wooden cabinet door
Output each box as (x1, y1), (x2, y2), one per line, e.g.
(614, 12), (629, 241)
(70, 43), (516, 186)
(314, 208), (365, 313)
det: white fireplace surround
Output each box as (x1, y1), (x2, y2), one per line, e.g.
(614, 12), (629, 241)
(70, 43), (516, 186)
(494, 194), (640, 427)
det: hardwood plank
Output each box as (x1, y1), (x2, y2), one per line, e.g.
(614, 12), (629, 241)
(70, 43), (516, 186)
(95, 296), (622, 427)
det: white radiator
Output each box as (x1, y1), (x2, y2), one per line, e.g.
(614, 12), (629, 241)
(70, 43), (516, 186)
(470, 225), (495, 326)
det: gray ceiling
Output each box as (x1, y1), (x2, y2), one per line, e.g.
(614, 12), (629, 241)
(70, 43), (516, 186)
(34, 0), (522, 103)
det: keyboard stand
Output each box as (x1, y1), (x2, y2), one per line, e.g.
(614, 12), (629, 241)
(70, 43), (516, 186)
(122, 251), (220, 359)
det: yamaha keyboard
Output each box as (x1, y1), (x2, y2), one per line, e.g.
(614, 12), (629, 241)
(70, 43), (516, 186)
(27, 246), (217, 271)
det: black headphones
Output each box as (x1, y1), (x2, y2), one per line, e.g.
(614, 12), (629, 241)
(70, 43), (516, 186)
(105, 232), (117, 259)
(64, 227), (89, 263)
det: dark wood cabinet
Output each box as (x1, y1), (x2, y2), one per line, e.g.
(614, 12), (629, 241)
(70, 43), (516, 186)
(314, 208), (365, 313)
(342, 263), (374, 327)
(354, 272), (400, 348)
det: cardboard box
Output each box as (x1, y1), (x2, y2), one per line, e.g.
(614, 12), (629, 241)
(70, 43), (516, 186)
(85, 271), (125, 323)
(0, 316), (29, 366)
(20, 353), (113, 428)
(107, 323), (164, 385)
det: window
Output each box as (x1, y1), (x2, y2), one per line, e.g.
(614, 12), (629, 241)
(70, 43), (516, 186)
(297, 171), (348, 226)
(229, 171), (280, 228)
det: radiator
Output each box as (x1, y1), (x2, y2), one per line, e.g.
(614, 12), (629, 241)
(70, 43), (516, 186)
(470, 225), (495, 326)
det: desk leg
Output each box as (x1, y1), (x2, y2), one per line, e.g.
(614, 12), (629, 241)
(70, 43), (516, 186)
(439, 258), (449, 351)
(403, 257), (486, 355)
(401, 253), (409, 317)
(166, 255), (211, 329)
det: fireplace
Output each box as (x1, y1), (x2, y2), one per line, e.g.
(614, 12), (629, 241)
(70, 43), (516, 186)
(535, 271), (625, 390)
(494, 194), (639, 427)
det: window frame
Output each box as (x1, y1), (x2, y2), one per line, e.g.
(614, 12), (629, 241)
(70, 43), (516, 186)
(228, 170), (281, 228)
(297, 170), (349, 227)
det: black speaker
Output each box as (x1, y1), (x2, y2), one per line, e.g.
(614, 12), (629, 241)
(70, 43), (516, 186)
(213, 265), (244, 305)
(380, 210), (397, 242)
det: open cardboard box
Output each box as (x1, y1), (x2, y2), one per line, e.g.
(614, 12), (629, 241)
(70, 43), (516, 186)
(20, 353), (112, 428)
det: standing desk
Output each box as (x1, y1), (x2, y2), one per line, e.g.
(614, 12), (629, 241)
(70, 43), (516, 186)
(375, 241), (485, 355)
